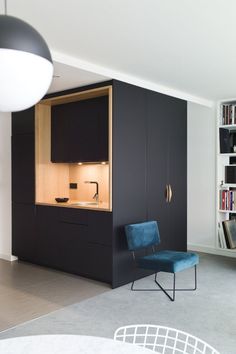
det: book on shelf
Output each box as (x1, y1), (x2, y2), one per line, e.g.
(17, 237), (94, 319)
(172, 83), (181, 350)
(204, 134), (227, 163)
(225, 165), (236, 184)
(219, 189), (236, 211)
(221, 104), (236, 125)
(219, 128), (231, 153)
(218, 222), (227, 248)
(222, 219), (236, 249)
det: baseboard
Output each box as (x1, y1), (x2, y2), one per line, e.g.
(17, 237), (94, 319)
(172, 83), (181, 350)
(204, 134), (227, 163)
(188, 243), (236, 258)
(0, 254), (18, 262)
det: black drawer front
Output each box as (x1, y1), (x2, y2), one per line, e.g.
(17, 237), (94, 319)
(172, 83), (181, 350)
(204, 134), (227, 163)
(88, 210), (112, 246)
(59, 208), (88, 225)
(59, 222), (88, 243)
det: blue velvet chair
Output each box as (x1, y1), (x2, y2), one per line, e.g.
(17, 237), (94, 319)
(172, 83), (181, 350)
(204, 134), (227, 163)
(124, 220), (199, 301)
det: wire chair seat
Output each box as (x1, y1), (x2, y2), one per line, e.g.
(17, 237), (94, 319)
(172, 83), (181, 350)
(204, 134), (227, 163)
(114, 325), (220, 354)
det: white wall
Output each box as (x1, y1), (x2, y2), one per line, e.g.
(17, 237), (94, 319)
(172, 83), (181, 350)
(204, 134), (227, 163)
(0, 112), (13, 261)
(187, 102), (216, 252)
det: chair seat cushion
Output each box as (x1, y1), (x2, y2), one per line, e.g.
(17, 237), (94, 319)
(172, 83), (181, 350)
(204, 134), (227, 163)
(137, 250), (199, 273)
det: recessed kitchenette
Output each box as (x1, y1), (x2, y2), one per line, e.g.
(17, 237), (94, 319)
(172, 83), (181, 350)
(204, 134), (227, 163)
(35, 85), (112, 211)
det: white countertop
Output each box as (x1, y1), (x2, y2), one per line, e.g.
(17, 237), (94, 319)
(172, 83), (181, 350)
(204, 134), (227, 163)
(0, 334), (154, 354)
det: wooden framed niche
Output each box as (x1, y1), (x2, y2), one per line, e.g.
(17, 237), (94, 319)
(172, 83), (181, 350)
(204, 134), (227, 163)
(35, 85), (112, 211)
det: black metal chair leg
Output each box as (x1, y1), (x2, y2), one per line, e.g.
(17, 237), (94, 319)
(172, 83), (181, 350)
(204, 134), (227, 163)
(130, 265), (197, 301)
(194, 264), (197, 290)
(173, 273), (176, 301)
(155, 273), (175, 302)
(131, 280), (165, 292)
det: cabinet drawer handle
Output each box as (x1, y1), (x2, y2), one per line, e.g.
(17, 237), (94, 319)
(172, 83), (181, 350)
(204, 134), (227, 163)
(168, 184), (173, 203)
(165, 184), (169, 202)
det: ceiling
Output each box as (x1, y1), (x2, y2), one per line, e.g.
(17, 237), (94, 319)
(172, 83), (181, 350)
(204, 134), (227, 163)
(6, 0), (236, 104)
(49, 62), (109, 94)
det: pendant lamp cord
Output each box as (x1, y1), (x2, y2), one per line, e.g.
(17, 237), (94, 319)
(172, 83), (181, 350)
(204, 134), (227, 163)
(4, 0), (7, 15)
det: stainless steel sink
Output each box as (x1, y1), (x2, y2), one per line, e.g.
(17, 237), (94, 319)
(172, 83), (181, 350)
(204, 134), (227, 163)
(71, 201), (99, 206)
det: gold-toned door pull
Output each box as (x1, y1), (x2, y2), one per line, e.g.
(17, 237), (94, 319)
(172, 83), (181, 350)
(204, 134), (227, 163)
(165, 184), (169, 202)
(168, 184), (173, 203)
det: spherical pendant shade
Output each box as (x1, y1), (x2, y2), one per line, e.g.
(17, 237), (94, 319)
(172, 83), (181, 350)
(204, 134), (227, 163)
(0, 15), (53, 112)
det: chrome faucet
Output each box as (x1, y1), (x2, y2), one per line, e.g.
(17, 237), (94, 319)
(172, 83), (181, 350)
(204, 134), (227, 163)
(84, 181), (99, 203)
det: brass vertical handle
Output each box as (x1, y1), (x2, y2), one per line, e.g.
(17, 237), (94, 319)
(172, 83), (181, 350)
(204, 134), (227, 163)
(165, 184), (169, 202)
(168, 184), (173, 203)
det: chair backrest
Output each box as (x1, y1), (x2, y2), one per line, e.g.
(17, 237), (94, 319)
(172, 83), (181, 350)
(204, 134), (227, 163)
(124, 221), (160, 251)
(114, 325), (220, 354)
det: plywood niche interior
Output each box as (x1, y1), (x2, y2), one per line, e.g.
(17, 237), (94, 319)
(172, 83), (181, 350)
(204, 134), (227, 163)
(35, 86), (112, 210)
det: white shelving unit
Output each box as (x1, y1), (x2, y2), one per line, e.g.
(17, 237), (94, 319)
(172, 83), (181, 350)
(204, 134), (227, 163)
(216, 100), (236, 257)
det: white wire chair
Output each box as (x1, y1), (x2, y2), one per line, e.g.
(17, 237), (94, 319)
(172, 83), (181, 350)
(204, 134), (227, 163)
(114, 325), (220, 354)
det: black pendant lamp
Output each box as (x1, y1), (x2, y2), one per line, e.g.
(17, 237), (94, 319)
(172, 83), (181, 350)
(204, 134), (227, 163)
(0, 0), (53, 112)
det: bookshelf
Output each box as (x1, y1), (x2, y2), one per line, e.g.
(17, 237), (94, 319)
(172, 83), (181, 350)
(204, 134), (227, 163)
(217, 100), (236, 255)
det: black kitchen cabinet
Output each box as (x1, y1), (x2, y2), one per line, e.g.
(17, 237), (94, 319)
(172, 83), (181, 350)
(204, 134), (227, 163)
(33, 205), (112, 283)
(58, 208), (111, 281)
(111, 81), (187, 287)
(146, 92), (187, 251)
(12, 203), (36, 261)
(146, 91), (170, 250)
(12, 134), (35, 204)
(168, 98), (187, 251)
(86, 243), (111, 282)
(50, 107), (70, 162)
(58, 207), (89, 275)
(112, 81), (151, 287)
(12, 108), (35, 204)
(35, 206), (61, 267)
(88, 210), (112, 246)
(12, 107), (35, 135)
(51, 95), (108, 163)
(12, 79), (187, 289)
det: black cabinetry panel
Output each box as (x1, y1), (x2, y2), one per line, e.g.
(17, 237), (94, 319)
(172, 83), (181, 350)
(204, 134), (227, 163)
(11, 80), (187, 289)
(51, 108), (70, 162)
(51, 95), (108, 163)
(69, 96), (108, 162)
(12, 134), (35, 204)
(86, 243), (111, 282)
(12, 107), (35, 135)
(147, 92), (187, 250)
(168, 99), (187, 251)
(34, 206), (112, 282)
(12, 109), (35, 204)
(147, 92), (187, 251)
(59, 208), (88, 225)
(35, 206), (60, 267)
(147, 91), (170, 250)
(88, 211), (112, 246)
(112, 81), (150, 287)
(12, 203), (36, 261)
(112, 81), (147, 224)
(111, 81), (187, 287)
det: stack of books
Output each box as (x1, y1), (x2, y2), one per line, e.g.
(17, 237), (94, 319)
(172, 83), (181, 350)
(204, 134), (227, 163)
(218, 219), (236, 249)
(219, 189), (236, 210)
(221, 104), (236, 125)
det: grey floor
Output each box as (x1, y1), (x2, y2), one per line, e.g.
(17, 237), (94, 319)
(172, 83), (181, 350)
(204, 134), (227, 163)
(0, 259), (109, 331)
(0, 253), (235, 354)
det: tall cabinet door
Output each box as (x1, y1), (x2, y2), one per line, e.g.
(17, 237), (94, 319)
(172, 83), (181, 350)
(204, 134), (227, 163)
(147, 91), (171, 249)
(168, 98), (187, 251)
(12, 108), (36, 260)
(147, 92), (187, 251)
(12, 108), (35, 204)
(12, 133), (35, 204)
(112, 80), (149, 287)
